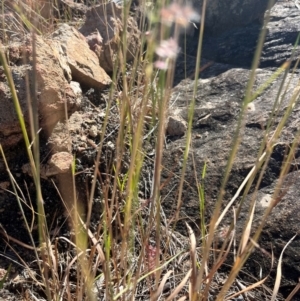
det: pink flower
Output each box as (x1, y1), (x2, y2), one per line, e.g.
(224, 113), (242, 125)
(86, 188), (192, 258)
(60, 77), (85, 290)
(160, 3), (200, 28)
(160, 3), (181, 27)
(155, 38), (179, 59)
(145, 243), (160, 279)
(154, 60), (169, 70)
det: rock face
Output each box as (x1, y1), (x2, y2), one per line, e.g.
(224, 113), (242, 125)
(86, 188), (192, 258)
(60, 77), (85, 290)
(199, 0), (300, 68)
(193, 0), (277, 35)
(163, 0), (300, 299)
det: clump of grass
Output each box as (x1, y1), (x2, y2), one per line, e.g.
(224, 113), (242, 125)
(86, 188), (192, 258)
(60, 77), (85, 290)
(0, 0), (299, 300)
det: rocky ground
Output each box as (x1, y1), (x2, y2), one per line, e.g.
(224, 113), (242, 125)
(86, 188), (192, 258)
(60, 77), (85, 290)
(0, 0), (299, 300)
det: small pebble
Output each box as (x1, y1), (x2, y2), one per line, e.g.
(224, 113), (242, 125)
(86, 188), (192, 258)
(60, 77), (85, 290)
(89, 125), (98, 137)
(107, 141), (115, 149)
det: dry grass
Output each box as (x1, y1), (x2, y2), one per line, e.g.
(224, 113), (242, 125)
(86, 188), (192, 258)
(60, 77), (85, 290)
(0, 0), (299, 300)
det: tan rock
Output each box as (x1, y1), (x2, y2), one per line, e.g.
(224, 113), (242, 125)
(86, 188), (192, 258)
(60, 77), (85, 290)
(89, 125), (98, 138)
(0, 34), (80, 148)
(52, 24), (112, 89)
(51, 40), (72, 82)
(47, 152), (73, 176)
(32, 35), (79, 134)
(22, 152), (73, 179)
(47, 121), (72, 153)
(47, 110), (86, 153)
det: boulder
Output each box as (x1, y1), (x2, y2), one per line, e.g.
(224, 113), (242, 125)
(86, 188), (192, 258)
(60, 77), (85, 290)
(161, 2), (300, 297)
(163, 63), (300, 217)
(79, 2), (141, 72)
(193, 0), (277, 35)
(164, 62), (300, 298)
(198, 0), (300, 68)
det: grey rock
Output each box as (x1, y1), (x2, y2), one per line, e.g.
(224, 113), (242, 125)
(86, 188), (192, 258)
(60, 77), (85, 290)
(198, 0), (300, 69)
(163, 2), (300, 298)
(165, 63), (300, 298)
(191, 0), (277, 35)
(166, 113), (187, 137)
(165, 64), (300, 208)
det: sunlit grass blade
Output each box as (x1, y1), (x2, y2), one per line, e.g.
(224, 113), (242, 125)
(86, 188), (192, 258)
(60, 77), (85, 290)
(165, 269), (192, 301)
(271, 234), (297, 301)
(150, 270), (173, 301)
(113, 251), (183, 300)
(225, 277), (268, 301)
(185, 222), (197, 301)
